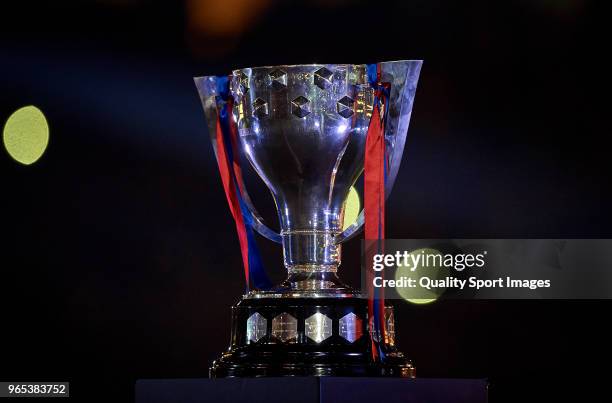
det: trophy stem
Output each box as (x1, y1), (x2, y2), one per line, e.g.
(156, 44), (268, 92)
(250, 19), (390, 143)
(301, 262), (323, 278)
(282, 229), (341, 271)
(281, 269), (353, 294)
(270, 228), (357, 295)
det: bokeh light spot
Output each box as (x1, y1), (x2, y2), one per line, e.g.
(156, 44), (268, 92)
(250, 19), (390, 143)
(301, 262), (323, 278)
(343, 186), (360, 231)
(3, 105), (49, 165)
(396, 248), (445, 305)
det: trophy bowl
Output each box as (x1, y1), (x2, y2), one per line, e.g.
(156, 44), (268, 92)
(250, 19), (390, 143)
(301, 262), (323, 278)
(195, 60), (422, 377)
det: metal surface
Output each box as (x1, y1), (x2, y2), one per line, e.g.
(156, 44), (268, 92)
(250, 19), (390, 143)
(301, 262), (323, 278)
(231, 64), (373, 283)
(271, 312), (298, 342)
(339, 312), (363, 343)
(304, 312), (332, 343)
(211, 297), (415, 377)
(246, 312), (267, 343)
(194, 61), (422, 296)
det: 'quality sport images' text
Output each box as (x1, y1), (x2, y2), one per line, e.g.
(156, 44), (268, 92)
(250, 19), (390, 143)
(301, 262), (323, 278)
(373, 276), (551, 291)
(368, 250), (552, 292)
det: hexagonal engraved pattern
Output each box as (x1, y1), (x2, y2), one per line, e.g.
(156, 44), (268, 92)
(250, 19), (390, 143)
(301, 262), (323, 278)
(305, 313), (332, 343)
(272, 312), (298, 342)
(313, 67), (334, 90)
(269, 68), (287, 90)
(339, 312), (363, 343)
(246, 312), (267, 343)
(336, 95), (355, 118)
(252, 97), (268, 118)
(291, 96), (311, 118)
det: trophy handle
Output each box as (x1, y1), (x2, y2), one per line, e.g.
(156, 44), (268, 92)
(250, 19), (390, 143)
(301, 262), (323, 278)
(335, 210), (365, 244)
(195, 76), (283, 244)
(334, 60), (422, 245)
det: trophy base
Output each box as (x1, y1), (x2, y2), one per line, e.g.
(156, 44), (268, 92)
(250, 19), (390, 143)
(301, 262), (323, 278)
(210, 296), (415, 378)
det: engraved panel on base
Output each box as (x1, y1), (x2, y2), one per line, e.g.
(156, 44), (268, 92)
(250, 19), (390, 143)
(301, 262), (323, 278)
(305, 312), (332, 343)
(271, 312), (298, 343)
(339, 312), (363, 343)
(246, 312), (267, 343)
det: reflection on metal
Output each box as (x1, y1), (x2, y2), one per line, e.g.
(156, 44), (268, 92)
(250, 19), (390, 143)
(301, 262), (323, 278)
(305, 312), (332, 343)
(239, 71), (249, 93)
(252, 98), (269, 118)
(246, 312), (267, 343)
(271, 312), (298, 342)
(339, 312), (363, 343)
(384, 307), (396, 346)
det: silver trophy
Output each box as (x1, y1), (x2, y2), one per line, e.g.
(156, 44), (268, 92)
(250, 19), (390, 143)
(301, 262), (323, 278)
(195, 60), (422, 377)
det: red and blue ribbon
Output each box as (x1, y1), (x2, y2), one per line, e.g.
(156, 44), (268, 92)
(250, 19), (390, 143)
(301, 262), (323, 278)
(365, 63), (390, 361)
(213, 75), (271, 292)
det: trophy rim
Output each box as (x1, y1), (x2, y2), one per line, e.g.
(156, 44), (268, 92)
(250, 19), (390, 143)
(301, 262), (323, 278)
(231, 63), (362, 76)
(193, 60), (424, 80)
(230, 59), (424, 76)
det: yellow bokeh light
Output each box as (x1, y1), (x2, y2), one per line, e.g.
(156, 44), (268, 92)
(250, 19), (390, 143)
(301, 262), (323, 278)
(395, 248), (444, 305)
(3, 105), (49, 165)
(343, 186), (360, 231)
(406, 297), (438, 305)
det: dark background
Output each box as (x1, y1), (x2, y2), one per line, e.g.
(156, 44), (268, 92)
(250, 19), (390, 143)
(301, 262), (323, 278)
(1, 0), (609, 402)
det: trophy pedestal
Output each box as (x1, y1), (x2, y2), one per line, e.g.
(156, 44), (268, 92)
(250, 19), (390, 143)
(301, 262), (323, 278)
(136, 378), (488, 403)
(210, 296), (415, 378)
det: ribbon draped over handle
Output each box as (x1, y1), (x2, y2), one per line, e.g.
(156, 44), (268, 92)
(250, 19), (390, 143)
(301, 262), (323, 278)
(365, 63), (390, 361)
(213, 76), (272, 292)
